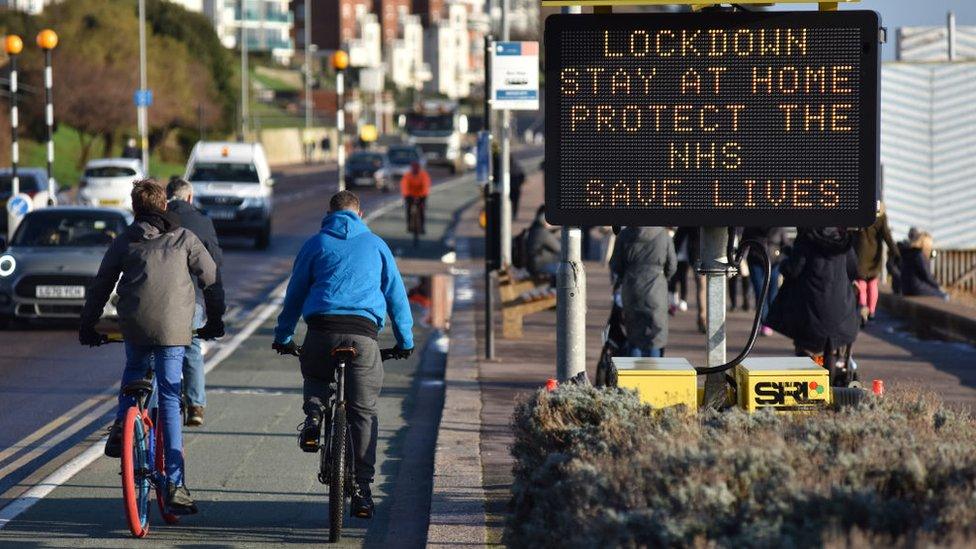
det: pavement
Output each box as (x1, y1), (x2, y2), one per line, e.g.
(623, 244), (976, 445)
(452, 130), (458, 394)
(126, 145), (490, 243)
(430, 171), (976, 545)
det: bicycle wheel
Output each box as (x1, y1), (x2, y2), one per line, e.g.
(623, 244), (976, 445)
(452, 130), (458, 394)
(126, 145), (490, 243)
(153, 422), (180, 525)
(328, 406), (348, 543)
(121, 407), (151, 538)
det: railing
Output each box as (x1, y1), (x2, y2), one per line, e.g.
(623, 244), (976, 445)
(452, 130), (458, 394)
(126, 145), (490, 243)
(933, 249), (976, 295)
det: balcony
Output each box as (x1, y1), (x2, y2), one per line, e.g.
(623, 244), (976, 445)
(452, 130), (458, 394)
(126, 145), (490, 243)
(234, 8), (293, 24)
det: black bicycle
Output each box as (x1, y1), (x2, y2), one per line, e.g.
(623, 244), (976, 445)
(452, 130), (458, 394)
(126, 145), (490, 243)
(406, 197), (423, 247)
(282, 344), (404, 542)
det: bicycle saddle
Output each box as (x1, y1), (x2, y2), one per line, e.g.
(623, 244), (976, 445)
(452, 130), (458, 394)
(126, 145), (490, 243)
(122, 379), (154, 397)
(331, 346), (358, 360)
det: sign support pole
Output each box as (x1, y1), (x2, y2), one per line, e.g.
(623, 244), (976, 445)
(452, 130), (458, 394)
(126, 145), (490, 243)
(556, 4), (585, 382)
(499, 0), (512, 267)
(701, 227), (729, 408)
(484, 34), (495, 360)
(7, 45), (19, 239)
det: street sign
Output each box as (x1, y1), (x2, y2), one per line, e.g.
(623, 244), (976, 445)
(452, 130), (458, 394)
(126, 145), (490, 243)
(544, 11), (881, 227)
(134, 89), (153, 107)
(6, 193), (32, 218)
(491, 42), (540, 111)
(476, 130), (491, 184)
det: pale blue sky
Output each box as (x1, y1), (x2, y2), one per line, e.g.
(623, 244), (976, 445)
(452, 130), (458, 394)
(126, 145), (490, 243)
(769, 0), (976, 59)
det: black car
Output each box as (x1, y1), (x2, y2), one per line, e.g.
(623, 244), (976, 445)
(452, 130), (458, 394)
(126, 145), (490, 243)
(344, 151), (389, 190)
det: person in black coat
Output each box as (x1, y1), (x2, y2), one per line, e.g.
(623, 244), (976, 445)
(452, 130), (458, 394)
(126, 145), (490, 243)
(900, 231), (948, 299)
(766, 227), (859, 355)
(166, 178), (225, 427)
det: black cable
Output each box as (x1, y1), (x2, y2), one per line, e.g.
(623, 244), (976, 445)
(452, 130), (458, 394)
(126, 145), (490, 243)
(693, 238), (771, 376)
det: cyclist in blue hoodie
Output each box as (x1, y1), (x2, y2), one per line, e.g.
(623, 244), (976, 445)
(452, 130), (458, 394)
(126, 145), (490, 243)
(272, 190), (413, 519)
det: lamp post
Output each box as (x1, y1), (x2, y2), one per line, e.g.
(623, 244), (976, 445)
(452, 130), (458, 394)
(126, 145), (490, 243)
(137, 0), (149, 174)
(240, 0), (249, 140)
(332, 50), (349, 191)
(5, 34), (22, 239)
(36, 29), (57, 205)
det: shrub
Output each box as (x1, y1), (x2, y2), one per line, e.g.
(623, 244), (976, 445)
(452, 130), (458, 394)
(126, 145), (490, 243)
(506, 385), (976, 548)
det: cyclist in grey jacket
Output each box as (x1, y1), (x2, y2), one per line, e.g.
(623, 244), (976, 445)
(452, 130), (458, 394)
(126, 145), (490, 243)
(79, 180), (224, 515)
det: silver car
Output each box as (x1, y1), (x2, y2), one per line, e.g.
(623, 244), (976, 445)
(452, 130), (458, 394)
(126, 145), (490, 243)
(0, 207), (131, 326)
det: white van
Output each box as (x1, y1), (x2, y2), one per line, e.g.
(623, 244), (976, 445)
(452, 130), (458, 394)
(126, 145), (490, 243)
(184, 142), (274, 249)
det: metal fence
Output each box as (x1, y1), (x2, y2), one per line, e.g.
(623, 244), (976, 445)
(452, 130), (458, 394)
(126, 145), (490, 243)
(933, 249), (976, 294)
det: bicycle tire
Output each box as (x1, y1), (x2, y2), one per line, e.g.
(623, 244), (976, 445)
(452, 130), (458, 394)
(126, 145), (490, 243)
(154, 423), (180, 525)
(328, 406), (348, 543)
(121, 407), (150, 538)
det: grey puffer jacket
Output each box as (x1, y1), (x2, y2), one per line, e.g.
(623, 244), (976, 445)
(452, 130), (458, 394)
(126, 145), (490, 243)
(609, 227), (677, 350)
(81, 212), (221, 346)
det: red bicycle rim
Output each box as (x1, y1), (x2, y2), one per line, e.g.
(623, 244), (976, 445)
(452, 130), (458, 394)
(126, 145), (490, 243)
(121, 407), (149, 538)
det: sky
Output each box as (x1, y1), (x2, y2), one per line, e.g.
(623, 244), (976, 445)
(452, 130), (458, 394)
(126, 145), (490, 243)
(769, 0), (976, 59)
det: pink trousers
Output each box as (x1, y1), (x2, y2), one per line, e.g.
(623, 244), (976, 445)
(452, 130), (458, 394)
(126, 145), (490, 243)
(855, 278), (879, 315)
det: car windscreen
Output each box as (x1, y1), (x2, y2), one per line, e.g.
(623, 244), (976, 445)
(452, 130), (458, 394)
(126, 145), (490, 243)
(387, 148), (419, 164)
(188, 162), (261, 183)
(84, 166), (137, 178)
(406, 113), (454, 133)
(0, 174), (45, 195)
(348, 154), (383, 169)
(12, 211), (127, 247)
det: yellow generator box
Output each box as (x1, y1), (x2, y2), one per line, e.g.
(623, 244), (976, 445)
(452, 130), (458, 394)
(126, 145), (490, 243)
(736, 357), (830, 412)
(612, 357), (697, 411)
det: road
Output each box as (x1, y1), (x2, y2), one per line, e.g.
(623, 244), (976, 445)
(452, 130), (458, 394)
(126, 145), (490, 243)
(0, 154), (505, 509)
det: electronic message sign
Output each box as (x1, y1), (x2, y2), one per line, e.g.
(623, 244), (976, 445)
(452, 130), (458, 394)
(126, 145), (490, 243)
(545, 11), (881, 227)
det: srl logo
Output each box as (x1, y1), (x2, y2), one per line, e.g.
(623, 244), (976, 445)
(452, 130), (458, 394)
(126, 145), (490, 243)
(754, 380), (826, 407)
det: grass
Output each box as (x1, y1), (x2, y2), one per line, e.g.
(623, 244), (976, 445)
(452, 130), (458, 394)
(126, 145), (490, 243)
(20, 127), (186, 188)
(507, 384), (976, 548)
(251, 67), (300, 93)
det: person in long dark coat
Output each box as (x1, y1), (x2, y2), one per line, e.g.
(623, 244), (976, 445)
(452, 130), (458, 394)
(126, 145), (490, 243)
(766, 227), (859, 355)
(609, 227), (677, 357)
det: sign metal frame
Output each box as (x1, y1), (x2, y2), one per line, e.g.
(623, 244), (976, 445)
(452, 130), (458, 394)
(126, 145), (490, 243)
(544, 10), (881, 227)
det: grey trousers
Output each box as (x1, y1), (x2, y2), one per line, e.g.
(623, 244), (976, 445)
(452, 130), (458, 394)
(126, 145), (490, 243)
(299, 330), (383, 483)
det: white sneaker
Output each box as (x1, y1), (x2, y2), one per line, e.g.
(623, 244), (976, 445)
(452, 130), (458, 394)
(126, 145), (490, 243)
(678, 300), (688, 312)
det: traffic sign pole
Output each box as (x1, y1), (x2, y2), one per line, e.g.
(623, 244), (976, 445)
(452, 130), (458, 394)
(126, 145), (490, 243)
(500, 0), (512, 268)
(138, 0), (149, 174)
(484, 34), (495, 360)
(556, 4), (585, 382)
(6, 36), (22, 239)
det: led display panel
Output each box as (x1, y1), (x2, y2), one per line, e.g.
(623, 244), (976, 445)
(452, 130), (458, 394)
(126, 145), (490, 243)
(544, 11), (881, 227)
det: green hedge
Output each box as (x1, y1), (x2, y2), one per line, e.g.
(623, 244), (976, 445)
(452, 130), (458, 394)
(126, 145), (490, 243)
(506, 385), (976, 548)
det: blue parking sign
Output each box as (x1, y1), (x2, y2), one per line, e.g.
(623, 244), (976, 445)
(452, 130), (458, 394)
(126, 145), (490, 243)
(6, 193), (31, 217)
(134, 89), (153, 107)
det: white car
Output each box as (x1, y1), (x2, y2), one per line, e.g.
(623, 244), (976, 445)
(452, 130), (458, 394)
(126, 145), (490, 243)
(77, 158), (145, 210)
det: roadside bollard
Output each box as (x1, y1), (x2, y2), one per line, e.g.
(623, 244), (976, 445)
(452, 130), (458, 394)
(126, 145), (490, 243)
(545, 379), (558, 392)
(872, 379), (885, 397)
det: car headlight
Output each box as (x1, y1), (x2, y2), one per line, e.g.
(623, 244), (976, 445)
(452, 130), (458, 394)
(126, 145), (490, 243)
(0, 255), (15, 278)
(241, 197), (265, 209)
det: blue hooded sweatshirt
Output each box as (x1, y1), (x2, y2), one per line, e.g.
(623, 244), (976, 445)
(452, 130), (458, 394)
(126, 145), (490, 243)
(274, 210), (414, 349)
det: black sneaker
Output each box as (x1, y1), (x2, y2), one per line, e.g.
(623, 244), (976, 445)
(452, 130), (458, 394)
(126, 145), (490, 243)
(351, 482), (374, 519)
(185, 405), (204, 427)
(298, 413), (322, 453)
(104, 420), (122, 458)
(166, 483), (199, 515)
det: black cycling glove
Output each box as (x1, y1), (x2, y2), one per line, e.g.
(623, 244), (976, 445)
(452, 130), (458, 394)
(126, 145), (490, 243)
(79, 325), (104, 347)
(272, 340), (299, 356)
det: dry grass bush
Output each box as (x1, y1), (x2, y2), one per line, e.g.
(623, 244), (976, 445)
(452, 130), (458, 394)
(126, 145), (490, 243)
(506, 385), (976, 548)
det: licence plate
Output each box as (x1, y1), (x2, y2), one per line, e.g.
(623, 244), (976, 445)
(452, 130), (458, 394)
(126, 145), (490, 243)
(207, 209), (236, 220)
(99, 199), (122, 206)
(36, 285), (85, 299)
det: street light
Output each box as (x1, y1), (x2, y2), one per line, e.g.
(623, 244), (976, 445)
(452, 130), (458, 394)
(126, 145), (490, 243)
(332, 51), (349, 191)
(36, 29), (57, 205)
(5, 34), (23, 238)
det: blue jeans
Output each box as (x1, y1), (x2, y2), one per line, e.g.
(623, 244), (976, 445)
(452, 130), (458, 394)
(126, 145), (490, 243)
(183, 304), (206, 407)
(748, 260), (781, 324)
(118, 343), (186, 486)
(629, 346), (664, 358)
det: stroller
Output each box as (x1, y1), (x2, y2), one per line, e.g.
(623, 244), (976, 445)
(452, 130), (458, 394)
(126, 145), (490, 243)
(595, 290), (627, 388)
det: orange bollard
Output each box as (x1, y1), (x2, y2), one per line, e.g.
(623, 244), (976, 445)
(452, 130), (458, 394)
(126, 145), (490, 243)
(872, 379), (885, 396)
(545, 378), (558, 392)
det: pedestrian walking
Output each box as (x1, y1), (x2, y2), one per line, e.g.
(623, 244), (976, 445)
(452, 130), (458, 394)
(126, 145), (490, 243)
(854, 202), (899, 325)
(493, 148), (526, 219)
(742, 227), (788, 336)
(166, 178), (225, 427)
(900, 231), (948, 299)
(671, 227), (706, 332)
(609, 226), (677, 358)
(766, 227), (859, 357)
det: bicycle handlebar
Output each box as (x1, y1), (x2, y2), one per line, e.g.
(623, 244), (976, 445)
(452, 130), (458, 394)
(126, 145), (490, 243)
(277, 346), (407, 361)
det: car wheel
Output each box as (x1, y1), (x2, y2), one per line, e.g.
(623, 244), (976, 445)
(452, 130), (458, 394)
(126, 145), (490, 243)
(255, 221), (272, 250)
